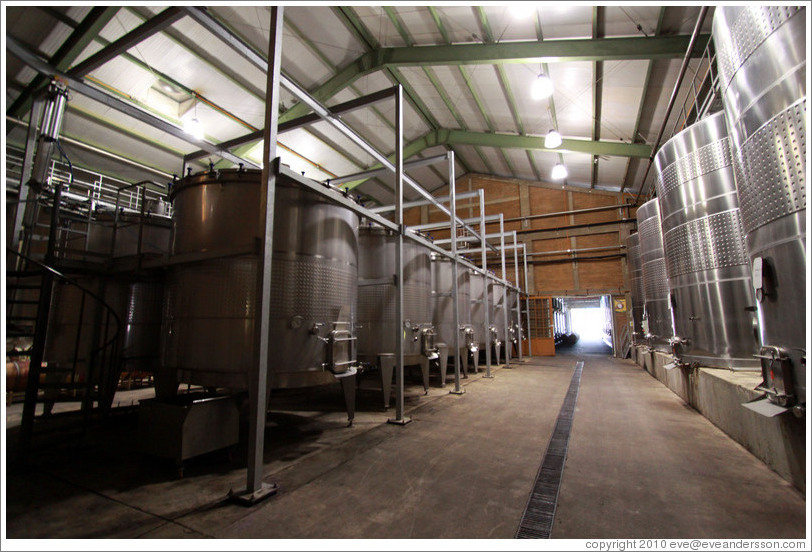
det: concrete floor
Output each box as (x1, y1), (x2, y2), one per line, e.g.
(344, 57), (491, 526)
(3, 352), (807, 540)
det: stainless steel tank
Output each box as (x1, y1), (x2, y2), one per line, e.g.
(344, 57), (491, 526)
(507, 287), (519, 354)
(625, 233), (645, 343)
(469, 270), (488, 350)
(636, 199), (673, 351)
(86, 212), (172, 258)
(714, 6), (806, 409)
(357, 225), (434, 360)
(654, 111), (760, 370)
(161, 168), (358, 391)
(431, 253), (473, 350)
(492, 280), (507, 362)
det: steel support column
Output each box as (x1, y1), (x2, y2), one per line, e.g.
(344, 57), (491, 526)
(231, 6), (284, 506)
(481, 190), (493, 378)
(523, 243), (532, 357)
(449, 152), (464, 396)
(514, 231), (523, 361)
(389, 85), (410, 425)
(10, 97), (44, 257)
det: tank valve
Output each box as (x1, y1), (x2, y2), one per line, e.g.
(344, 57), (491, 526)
(310, 322), (324, 336)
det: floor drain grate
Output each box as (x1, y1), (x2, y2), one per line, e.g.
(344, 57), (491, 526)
(516, 361), (583, 539)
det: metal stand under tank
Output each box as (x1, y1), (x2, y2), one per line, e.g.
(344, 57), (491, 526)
(138, 393), (240, 477)
(714, 6), (806, 416)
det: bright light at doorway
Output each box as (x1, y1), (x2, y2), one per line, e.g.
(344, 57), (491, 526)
(570, 307), (606, 341)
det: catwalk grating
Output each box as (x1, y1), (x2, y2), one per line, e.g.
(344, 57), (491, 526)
(515, 361), (584, 539)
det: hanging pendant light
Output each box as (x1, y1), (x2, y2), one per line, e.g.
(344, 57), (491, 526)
(184, 96), (205, 140)
(185, 117), (204, 140)
(551, 162), (568, 180)
(531, 73), (554, 100)
(544, 129), (563, 149)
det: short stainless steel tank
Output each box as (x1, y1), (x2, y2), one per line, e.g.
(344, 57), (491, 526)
(507, 287), (519, 351)
(430, 253), (472, 350)
(162, 168), (358, 390)
(625, 233), (645, 343)
(654, 112), (760, 370)
(636, 199), (673, 351)
(714, 6), (806, 408)
(469, 271), (488, 349)
(86, 212), (171, 258)
(356, 225), (434, 360)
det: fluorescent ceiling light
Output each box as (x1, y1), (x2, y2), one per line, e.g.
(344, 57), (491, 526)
(544, 129), (562, 149)
(551, 163), (568, 180)
(531, 73), (554, 100)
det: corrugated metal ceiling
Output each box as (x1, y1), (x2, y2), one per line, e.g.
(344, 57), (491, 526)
(5, 4), (715, 204)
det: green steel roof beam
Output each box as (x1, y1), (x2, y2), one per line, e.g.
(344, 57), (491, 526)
(476, 6), (542, 181)
(8, 7), (120, 118)
(378, 34), (710, 67)
(621, 7), (666, 193)
(442, 130), (651, 158)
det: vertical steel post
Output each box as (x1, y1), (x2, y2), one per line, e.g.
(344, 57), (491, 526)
(523, 243), (532, 357)
(480, 190), (492, 378)
(513, 231), (523, 361)
(388, 84), (410, 425)
(11, 97), (45, 261)
(500, 215), (510, 368)
(232, 5), (283, 505)
(449, 152), (464, 395)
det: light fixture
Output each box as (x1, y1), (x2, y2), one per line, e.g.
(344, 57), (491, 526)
(544, 129), (562, 149)
(185, 117), (204, 140)
(531, 72), (554, 100)
(509, 4), (536, 18)
(184, 97), (204, 140)
(551, 162), (568, 180)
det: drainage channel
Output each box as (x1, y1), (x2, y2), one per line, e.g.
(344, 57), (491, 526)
(516, 361), (584, 539)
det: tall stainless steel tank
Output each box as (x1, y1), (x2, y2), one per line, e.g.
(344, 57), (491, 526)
(714, 6), (806, 410)
(356, 225), (434, 360)
(654, 112), (760, 370)
(626, 233), (645, 343)
(431, 253), (473, 350)
(636, 199), (673, 351)
(161, 168), (358, 391)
